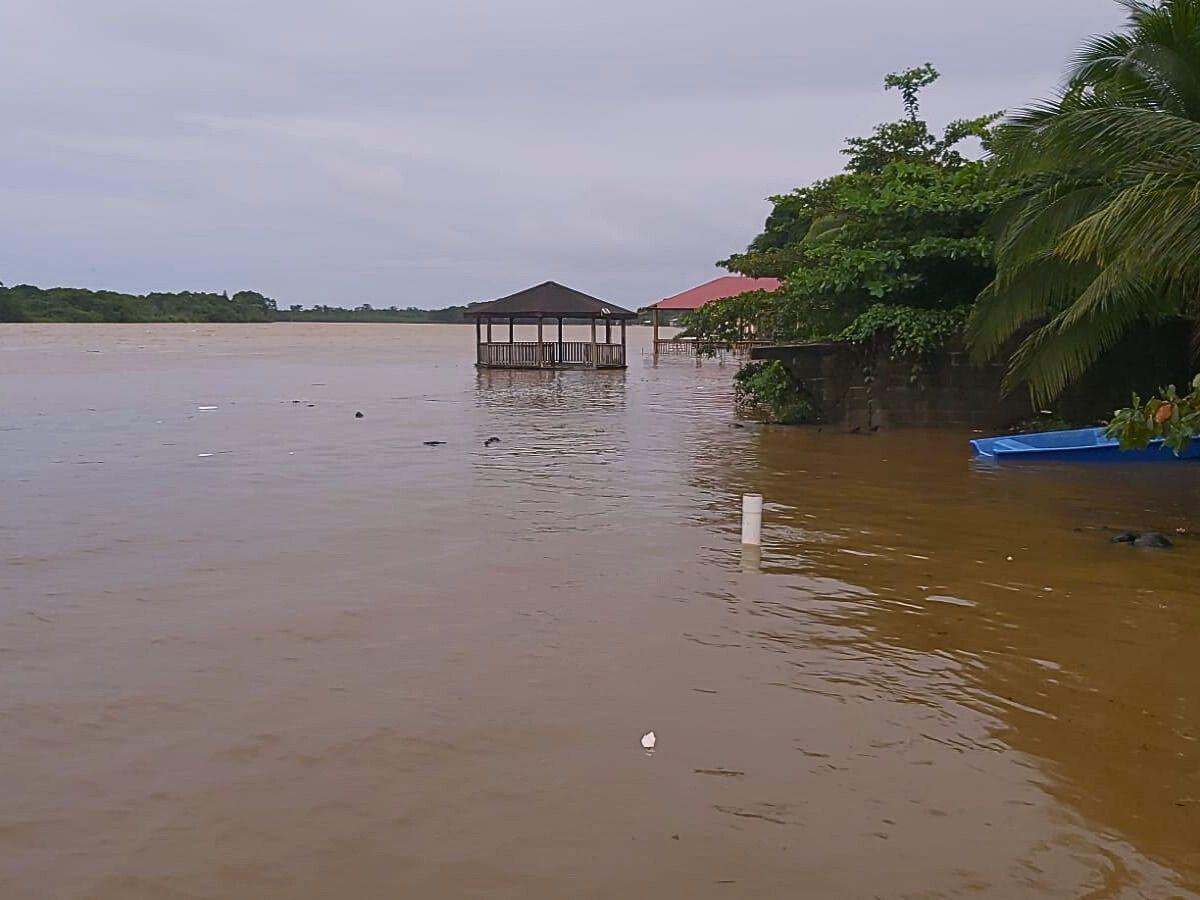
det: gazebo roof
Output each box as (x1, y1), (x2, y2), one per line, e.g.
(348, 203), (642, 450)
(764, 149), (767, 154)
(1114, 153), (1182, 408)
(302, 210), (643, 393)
(646, 276), (782, 311)
(469, 281), (637, 320)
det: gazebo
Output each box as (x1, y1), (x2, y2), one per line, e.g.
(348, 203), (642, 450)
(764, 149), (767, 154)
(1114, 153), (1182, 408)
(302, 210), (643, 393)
(470, 281), (637, 369)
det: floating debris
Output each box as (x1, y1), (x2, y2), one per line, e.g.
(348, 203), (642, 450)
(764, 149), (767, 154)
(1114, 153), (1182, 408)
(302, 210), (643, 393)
(197, 406), (218, 411)
(641, 731), (656, 751)
(197, 453), (214, 458)
(355, 411), (364, 419)
(423, 440), (446, 446)
(1134, 532), (1172, 549)
(484, 436), (500, 446)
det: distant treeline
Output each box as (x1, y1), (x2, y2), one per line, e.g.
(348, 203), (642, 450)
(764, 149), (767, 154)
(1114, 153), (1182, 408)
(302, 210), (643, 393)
(0, 284), (279, 323)
(0, 284), (471, 324)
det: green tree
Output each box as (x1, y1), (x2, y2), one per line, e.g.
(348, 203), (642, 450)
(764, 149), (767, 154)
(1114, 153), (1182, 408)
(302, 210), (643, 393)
(691, 66), (1004, 351)
(968, 0), (1200, 404)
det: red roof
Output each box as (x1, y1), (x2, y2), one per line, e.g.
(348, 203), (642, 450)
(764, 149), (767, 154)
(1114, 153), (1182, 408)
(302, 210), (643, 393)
(648, 276), (782, 311)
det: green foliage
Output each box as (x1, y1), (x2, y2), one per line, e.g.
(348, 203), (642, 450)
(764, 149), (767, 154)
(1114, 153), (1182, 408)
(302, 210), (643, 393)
(840, 304), (970, 357)
(0, 292), (30, 322)
(734, 360), (817, 424)
(697, 66), (1006, 354)
(679, 290), (774, 347)
(969, 0), (1200, 404)
(1107, 374), (1200, 454)
(0, 282), (471, 324)
(843, 64), (1000, 175)
(0, 284), (278, 323)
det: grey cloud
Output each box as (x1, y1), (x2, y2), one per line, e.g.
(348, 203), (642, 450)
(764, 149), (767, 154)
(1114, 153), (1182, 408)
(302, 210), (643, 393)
(0, 1), (1126, 308)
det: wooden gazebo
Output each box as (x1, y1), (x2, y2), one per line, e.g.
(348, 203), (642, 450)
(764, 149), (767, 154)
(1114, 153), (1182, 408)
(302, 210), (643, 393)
(470, 281), (636, 369)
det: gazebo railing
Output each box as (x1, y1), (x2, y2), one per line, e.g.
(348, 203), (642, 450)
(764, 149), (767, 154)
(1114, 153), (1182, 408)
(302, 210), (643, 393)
(477, 340), (625, 368)
(594, 343), (624, 367)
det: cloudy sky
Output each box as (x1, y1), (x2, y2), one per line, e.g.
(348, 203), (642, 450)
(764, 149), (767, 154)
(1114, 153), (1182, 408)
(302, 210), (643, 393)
(0, 1), (1126, 309)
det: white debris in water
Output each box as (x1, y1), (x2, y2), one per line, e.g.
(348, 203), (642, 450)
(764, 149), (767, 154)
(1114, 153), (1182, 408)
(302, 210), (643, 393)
(197, 453), (214, 458)
(197, 406), (218, 411)
(641, 731), (656, 750)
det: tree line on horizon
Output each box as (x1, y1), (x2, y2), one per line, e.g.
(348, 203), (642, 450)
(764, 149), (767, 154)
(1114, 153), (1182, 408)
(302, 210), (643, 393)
(0, 284), (471, 324)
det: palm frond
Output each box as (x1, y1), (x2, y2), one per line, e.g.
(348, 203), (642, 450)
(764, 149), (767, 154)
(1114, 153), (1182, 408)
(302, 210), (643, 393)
(1003, 272), (1156, 403)
(998, 107), (1200, 176)
(1126, 43), (1200, 115)
(1058, 172), (1200, 279)
(995, 182), (1112, 269)
(966, 255), (1096, 363)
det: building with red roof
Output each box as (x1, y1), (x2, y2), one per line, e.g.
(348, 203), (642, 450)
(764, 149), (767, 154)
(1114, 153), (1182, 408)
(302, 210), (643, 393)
(647, 275), (782, 312)
(643, 275), (782, 355)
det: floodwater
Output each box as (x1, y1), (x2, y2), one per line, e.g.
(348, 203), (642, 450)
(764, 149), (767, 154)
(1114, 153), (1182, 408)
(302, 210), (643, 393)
(2, 323), (1198, 899)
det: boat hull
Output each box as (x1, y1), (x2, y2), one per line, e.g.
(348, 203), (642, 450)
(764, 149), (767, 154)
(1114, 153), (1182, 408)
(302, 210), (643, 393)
(971, 427), (1200, 462)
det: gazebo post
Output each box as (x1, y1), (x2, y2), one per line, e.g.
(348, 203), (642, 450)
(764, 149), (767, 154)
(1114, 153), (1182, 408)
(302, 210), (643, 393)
(652, 306), (660, 355)
(605, 319), (611, 344)
(486, 317), (492, 343)
(590, 317), (598, 368)
(475, 317), (482, 365)
(557, 317), (563, 364)
(537, 315), (544, 367)
(620, 318), (626, 366)
(509, 316), (514, 344)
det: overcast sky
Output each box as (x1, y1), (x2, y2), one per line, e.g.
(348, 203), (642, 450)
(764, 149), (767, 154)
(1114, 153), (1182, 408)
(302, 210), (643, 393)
(0, 1), (1126, 309)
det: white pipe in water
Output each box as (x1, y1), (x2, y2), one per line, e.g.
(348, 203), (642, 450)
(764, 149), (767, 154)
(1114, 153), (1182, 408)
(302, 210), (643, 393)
(741, 494), (763, 546)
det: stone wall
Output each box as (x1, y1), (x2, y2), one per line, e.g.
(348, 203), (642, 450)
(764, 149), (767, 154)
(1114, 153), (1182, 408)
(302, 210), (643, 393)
(751, 321), (1194, 430)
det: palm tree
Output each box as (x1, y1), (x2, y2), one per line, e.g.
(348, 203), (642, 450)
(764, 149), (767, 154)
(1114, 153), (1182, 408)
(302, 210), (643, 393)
(968, 0), (1200, 404)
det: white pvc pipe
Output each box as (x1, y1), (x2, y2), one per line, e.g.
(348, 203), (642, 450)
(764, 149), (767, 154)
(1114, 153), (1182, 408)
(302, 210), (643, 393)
(741, 494), (763, 546)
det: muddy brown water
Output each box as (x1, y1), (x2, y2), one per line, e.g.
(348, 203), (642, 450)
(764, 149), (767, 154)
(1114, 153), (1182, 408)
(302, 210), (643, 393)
(2, 324), (1198, 898)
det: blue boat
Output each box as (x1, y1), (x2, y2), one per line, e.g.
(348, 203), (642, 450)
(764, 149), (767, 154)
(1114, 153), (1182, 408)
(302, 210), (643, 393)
(971, 426), (1200, 462)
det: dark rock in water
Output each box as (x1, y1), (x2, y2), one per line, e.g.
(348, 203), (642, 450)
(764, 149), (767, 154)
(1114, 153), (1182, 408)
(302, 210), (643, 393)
(1133, 532), (1173, 549)
(355, 411), (364, 418)
(1111, 531), (1139, 544)
(484, 437), (501, 446)
(423, 440), (446, 446)
(729, 423), (746, 429)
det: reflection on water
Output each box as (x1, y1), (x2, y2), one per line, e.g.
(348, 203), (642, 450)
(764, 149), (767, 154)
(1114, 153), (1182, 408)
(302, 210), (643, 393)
(696, 428), (1200, 894)
(1, 324), (1197, 899)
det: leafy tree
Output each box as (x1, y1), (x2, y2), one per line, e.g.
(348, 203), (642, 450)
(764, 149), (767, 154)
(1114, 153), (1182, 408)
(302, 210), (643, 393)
(0, 284), (279, 322)
(691, 66), (1005, 351)
(0, 282), (472, 324)
(842, 64), (997, 175)
(968, 0), (1200, 404)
